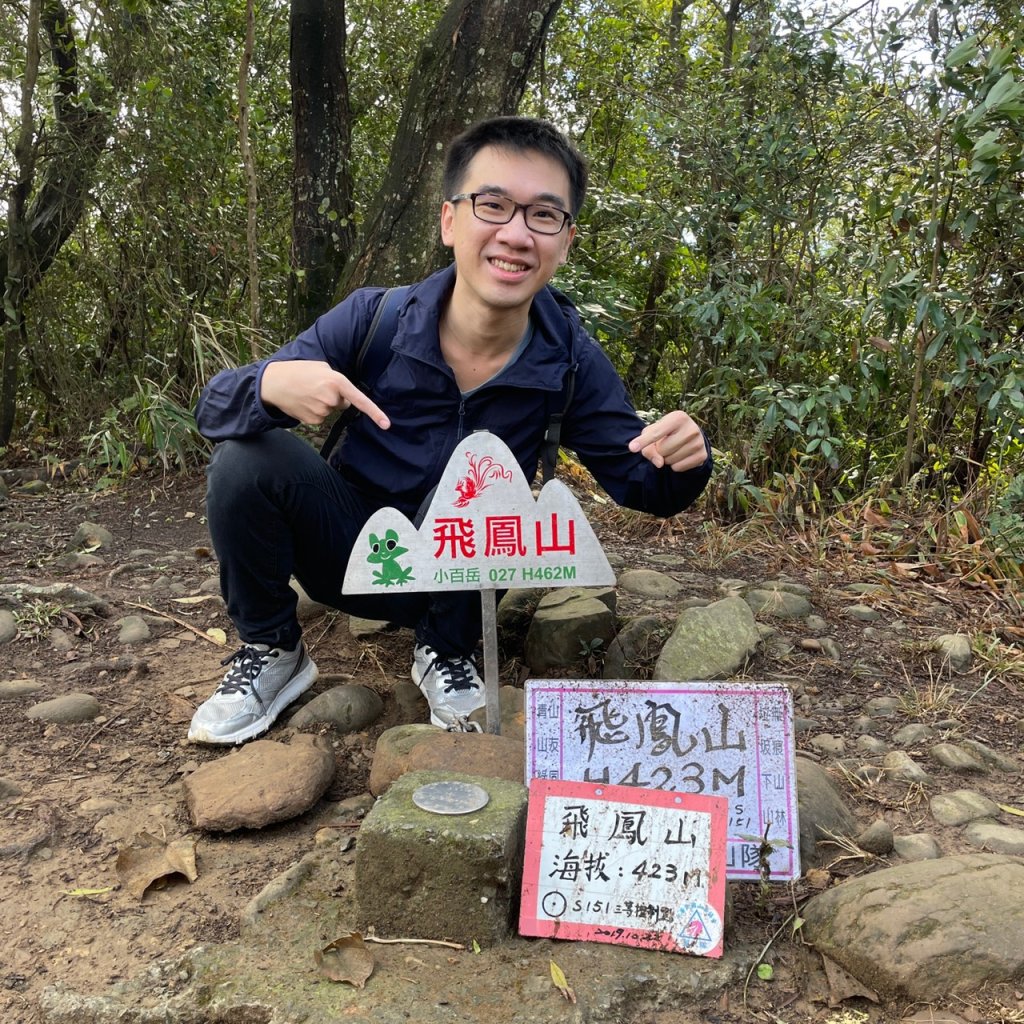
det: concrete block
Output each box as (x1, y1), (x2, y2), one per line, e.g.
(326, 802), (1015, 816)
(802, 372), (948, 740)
(356, 770), (528, 946)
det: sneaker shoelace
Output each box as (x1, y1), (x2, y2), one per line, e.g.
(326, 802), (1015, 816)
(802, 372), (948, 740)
(431, 654), (479, 693)
(216, 645), (277, 696)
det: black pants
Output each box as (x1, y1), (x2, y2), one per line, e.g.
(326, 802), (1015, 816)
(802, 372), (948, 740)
(205, 430), (480, 656)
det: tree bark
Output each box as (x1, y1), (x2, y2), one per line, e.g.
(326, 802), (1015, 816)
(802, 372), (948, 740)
(0, 0), (112, 444)
(290, 0), (354, 328)
(338, 0), (564, 296)
(239, 0), (261, 329)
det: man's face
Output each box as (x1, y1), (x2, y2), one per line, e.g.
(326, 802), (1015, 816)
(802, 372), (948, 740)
(440, 145), (576, 317)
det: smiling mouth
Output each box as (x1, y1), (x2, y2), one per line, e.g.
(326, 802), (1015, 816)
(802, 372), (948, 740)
(490, 257), (530, 273)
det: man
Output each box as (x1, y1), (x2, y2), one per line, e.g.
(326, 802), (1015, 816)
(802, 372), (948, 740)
(189, 115), (711, 743)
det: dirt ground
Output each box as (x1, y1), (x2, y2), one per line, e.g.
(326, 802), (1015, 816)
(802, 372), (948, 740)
(1, 465), (1023, 1024)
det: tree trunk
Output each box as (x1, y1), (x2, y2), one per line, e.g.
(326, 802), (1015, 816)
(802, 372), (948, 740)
(290, 0), (354, 328)
(239, 0), (261, 329)
(622, 255), (671, 406)
(0, 0), (112, 444)
(338, 0), (564, 296)
(2, 0), (42, 445)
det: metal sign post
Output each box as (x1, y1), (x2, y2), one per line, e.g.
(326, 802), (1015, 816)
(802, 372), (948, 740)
(480, 589), (500, 733)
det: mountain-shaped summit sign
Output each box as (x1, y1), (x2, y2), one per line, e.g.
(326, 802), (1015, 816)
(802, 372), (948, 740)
(342, 431), (615, 596)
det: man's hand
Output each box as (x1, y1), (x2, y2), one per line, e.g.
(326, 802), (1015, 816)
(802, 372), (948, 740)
(260, 360), (390, 430)
(628, 410), (707, 472)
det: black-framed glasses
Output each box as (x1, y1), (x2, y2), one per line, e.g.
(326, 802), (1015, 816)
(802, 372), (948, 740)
(449, 192), (573, 235)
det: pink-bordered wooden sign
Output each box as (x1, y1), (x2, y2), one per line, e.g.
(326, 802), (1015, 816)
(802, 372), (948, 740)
(519, 780), (728, 957)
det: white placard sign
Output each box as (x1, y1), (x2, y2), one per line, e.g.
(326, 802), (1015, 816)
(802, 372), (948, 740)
(519, 780), (728, 956)
(524, 680), (800, 881)
(342, 431), (614, 595)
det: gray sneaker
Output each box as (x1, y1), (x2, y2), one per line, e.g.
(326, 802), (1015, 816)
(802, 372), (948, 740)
(411, 643), (484, 732)
(188, 642), (318, 745)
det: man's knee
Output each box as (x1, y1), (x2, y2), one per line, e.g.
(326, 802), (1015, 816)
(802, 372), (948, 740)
(206, 432), (312, 511)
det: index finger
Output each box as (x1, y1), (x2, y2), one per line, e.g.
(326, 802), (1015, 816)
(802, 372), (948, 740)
(628, 421), (669, 453)
(337, 375), (390, 430)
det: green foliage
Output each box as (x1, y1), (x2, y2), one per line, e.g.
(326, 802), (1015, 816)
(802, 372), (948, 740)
(0, 0), (1019, 550)
(82, 377), (208, 476)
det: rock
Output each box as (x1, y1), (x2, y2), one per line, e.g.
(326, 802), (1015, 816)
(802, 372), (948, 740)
(805, 615), (829, 631)
(289, 579), (330, 621)
(356, 770), (529, 947)
(0, 609), (17, 644)
(0, 678), (44, 699)
(818, 638), (842, 661)
(957, 738), (1019, 773)
(653, 596), (758, 681)
(856, 736), (889, 755)
(601, 614), (667, 678)
(893, 723), (934, 746)
(0, 777), (24, 802)
(929, 742), (986, 773)
(524, 590), (616, 671)
(893, 833), (942, 861)
(882, 751), (931, 784)
(845, 604), (881, 622)
(744, 588), (812, 619)
(963, 821), (1024, 856)
(468, 684), (525, 739)
(796, 757), (858, 868)
(855, 819), (894, 856)
(183, 735), (335, 831)
(347, 615), (391, 638)
(851, 715), (877, 735)
(117, 615), (152, 645)
(616, 569), (682, 599)
(25, 692), (101, 724)
(930, 790), (999, 826)
(933, 633), (972, 673)
(802, 854), (1024, 999)
(369, 724), (524, 796)
(49, 628), (75, 652)
(865, 696), (901, 718)
(495, 587), (545, 648)
(78, 797), (123, 815)
(287, 685), (384, 733)
(68, 521), (114, 551)
(809, 734), (846, 756)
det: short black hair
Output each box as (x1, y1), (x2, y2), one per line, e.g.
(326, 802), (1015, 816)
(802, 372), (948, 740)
(443, 116), (588, 218)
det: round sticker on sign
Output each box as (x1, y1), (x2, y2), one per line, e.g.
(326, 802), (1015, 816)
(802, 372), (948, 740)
(673, 901), (722, 955)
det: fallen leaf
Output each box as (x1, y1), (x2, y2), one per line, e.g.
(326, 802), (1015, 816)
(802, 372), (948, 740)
(315, 933), (375, 988)
(805, 867), (831, 890)
(550, 959), (576, 1003)
(205, 627), (228, 645)
(115, 833), (199, 900)
(822, 954), (878, 1005)
(999, 804), (1024, 818)
(171, 595), (220, 605)
(60, 886), (114, 898)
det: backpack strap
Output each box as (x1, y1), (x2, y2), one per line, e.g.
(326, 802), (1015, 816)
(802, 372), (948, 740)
(319, 286), (410, 459)
(540, 362), (577, 484)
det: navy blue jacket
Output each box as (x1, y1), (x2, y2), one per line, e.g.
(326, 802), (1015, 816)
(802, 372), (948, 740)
(195, 265), (712, 519)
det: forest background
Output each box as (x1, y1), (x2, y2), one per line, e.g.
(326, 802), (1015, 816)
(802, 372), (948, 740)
(1, 0), (1022, 580)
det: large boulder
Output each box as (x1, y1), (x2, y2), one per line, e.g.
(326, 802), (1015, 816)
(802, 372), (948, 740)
(802, 853), (1024, 999)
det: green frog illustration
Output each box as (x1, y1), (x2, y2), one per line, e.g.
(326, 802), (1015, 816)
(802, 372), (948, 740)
(367, 529), (414, 586)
